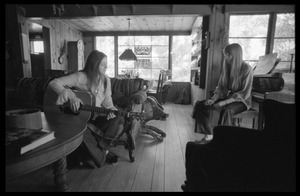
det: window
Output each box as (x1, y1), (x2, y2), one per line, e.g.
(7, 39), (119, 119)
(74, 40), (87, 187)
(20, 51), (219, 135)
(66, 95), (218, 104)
(273, 13), (295, 71)
(30, 40), (44, 54)
(229, 14), (269, 68)
(95, 36), (115, 77)
(229, 13), (295, 72)
(96, 35), (191, 81)
(118, 36), (169, 80)
(172, 36), (191, 82)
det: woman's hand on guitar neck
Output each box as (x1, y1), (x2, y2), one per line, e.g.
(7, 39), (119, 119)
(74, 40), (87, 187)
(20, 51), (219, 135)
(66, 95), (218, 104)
(106, 106), (118, 120)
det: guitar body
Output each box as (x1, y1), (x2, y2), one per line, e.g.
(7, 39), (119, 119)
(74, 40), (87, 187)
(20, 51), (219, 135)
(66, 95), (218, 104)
(43, 86), (95, 122)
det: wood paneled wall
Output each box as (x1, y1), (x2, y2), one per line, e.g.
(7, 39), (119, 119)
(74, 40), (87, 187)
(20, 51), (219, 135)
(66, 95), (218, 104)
(6, 5), (83, 87)
(30, 19), (83, 71)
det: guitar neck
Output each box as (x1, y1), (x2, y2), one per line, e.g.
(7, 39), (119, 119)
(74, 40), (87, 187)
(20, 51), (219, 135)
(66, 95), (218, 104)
(80, 105), (127, 116)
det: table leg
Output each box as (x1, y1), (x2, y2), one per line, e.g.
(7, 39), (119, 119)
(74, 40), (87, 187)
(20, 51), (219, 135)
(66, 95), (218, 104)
(253, 94), (265, 131)
(257, 102), (264, 130)
(53, 156), (69, 192)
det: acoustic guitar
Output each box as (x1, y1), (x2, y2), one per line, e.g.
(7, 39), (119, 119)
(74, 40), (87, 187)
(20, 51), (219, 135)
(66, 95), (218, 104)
(43, 86), (144, 122)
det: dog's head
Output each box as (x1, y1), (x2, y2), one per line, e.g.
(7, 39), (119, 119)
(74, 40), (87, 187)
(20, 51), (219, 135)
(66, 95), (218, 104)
(142, 97), (169, 121)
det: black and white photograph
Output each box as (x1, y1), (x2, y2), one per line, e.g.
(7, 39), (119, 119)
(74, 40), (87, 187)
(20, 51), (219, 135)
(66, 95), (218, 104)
(5, 4), (295, 192)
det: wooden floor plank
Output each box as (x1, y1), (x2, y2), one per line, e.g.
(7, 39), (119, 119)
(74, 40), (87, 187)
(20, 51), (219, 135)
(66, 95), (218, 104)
(173, 103), (193, 161)
(163, 103), (186, 192)
(150, 120), (165, 192)
(68, 169), (95, 192)
(103, 135), (146, 192)
(176, 103), (205, 158)
(130, 135), (158, 191)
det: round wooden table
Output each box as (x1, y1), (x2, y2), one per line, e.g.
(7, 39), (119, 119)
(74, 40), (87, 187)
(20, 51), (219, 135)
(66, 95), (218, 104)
(6, 112), (87, 192)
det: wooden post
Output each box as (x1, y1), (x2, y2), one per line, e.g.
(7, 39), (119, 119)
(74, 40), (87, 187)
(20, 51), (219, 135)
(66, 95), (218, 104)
(289, 53), (295, 73)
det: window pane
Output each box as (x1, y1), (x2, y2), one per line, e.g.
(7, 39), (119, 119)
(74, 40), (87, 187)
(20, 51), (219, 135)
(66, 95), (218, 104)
(152, 69), (161, 80)
(33, 41), (44, 53)
(275, 14), (295, 37)
(138, 69), (152, 78)
(118, 60), (135, 69)
(229, 14), (269, 69)
(119, 36), (134, 46)
(95, 36), (115, 77)
(152, 46), (168, 57)
(229, 15), (269, 37)
(118, 36), (127, 45)
(134, 45), (152, 55)
(152, 36), (168, 45)
(134, 36), (151, 45)
(118, 36), (169, 79)
(275, 61), (294, 71)
(172, 36), (191, 82)
(273, 13), (295, 72)
(229, 38), (266, 62)
(152, 57), (168, 69)
(273, 38), (295, 61)
(136, 58), (151, 69)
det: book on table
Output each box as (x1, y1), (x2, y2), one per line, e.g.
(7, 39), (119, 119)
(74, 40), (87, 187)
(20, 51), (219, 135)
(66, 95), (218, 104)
(6, 127), (55, 155)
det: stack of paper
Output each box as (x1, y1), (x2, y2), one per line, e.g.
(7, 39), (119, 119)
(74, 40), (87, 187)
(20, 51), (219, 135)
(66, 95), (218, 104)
(253, 53), (278, 75)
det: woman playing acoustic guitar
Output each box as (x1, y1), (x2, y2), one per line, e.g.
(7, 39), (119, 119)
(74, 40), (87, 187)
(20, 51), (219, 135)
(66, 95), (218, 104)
(48, 50), (121, 168)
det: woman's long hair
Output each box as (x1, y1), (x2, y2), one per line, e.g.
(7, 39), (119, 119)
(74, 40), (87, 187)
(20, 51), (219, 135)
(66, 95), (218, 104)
(219, 43), (244, 91)
(82, 50), (107, 92)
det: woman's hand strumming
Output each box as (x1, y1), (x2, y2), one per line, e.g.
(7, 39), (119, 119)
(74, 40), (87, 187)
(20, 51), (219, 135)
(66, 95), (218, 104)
(69, 96), (84, 113)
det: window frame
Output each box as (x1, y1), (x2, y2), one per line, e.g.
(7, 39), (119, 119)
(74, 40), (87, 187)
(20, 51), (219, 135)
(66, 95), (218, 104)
(96, 35), (173, 80)
(227, 11), (295, 70)
(117, 35), (170, 80)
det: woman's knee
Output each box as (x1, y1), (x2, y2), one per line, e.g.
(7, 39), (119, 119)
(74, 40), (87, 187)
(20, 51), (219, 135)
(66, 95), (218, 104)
(223, 103), (247, 116)
(108, 116), (124, 132)
(195, 100), (211, 115)
(222, 107), (235, 117)
(111, 116), (124, 125)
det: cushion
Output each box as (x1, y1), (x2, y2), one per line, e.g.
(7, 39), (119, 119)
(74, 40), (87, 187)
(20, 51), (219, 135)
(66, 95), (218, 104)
(112, 90), (129, 109)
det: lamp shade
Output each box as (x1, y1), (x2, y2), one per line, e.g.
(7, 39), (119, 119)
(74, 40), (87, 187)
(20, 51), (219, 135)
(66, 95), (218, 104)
(119, 48), (137, 61)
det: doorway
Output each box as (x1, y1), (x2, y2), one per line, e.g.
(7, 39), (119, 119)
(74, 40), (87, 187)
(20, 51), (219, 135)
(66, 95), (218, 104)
(28, 22), (51, 78)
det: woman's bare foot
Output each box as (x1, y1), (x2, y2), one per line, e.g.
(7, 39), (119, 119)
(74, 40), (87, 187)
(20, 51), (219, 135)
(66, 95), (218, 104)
(194, 135), (213, 144)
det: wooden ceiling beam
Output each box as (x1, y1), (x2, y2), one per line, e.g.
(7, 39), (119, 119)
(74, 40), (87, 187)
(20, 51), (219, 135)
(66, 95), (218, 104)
(17, 4), (213, 19)
(224, 4), (294, 13)
(82, 30), (192, 36)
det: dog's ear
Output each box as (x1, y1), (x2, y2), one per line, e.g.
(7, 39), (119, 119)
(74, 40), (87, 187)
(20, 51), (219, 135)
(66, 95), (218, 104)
(146, 96), (157, 106)
(147, 96), (164, 111)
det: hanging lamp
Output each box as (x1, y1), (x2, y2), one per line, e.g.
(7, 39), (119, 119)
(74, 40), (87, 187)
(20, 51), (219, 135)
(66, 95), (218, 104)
(119, 18), (137, 61)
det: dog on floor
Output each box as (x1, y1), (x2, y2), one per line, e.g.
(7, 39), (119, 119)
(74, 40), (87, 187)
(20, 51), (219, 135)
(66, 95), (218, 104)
(139, 96), (169, 141)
